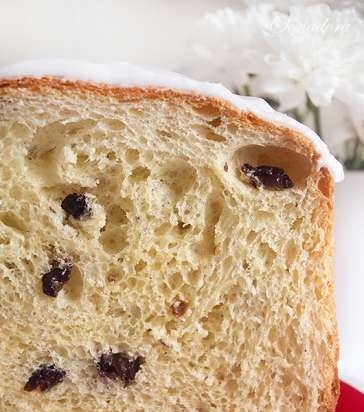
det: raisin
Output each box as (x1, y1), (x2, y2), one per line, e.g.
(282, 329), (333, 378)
(241, 163), (293, 190)
(24, 364), (66, 392)
(42, 258), (73, 297)
(171, 299), (188, 317)
(96, 352), (144, 387)
(61, 193), (92, 219)
(224, 162), (229, 172)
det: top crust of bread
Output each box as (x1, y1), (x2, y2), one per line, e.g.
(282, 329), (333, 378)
(0, 76), (339, 412)
(0, 76), (328, 178)
(0, 60), (345, 183)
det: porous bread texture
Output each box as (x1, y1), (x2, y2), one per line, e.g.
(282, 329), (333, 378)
(0, 78), (339, 412)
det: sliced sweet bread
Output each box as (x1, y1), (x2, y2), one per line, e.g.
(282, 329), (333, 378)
(0, 61), (343, 412)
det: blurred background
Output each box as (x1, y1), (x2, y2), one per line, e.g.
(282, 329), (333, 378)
(0, 0), (242, 69)
(0, 0), (363, 400)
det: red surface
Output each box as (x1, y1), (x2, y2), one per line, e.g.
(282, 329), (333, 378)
(337, 382), (364, 412)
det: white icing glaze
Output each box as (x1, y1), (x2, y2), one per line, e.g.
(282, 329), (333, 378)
(0, 59), (344, 182)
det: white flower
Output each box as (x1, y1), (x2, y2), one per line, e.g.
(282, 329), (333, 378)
(348, 96), (364, 143)
(336, 80), (364, 142)
(190, 5), (274, 90)
(191, 3), (364, 109)
(321, 99), (356, 151)
(243, 0), (364, 14)
(189, 2), (364, 161)
(253, 4), (364, 110)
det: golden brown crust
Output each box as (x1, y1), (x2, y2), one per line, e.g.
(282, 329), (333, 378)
(315, 167), (339, 412)
(319, 367), (340, 411)
(0, 76), (339, 411)
(313, 167), (339, 412)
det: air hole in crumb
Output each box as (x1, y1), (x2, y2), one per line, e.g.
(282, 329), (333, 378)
(6, 122), (31, 142)
(166, 319), (179, 333)
(126, 277), (137, 288)
(225, 378), (238, 393)
(159, 160), (196, 198)
(243, 260), (249, 270)
(207, 117), (222, 128)
(234, 144), (312, 186)
(107, 204), (128, 225)
(135, 260), (147, 272)
(4, 261), (16, 270)
(201, 303), (224, 335)
(125, 149), (140, 164)
(99, 119), (126, 131)
(130, 304), (142, 320)
(171, 299), (188, 317)
(255, 210), (273, 222)
(130, 166), (151, 182)
(186, 270), (202, 287)
(89, 291), (106, 313)
(63, 265), (83, 301)
(129, 107), (145, 116)
(223, 256), (233, 273)
(76, 154), (90, 168)
(292, 216), (304, 231)
(26, 122), (81, 187)
(107, 152), (117, 161)
(66, 119), (96, 136)
(0, 212), (28, 233)
(154, 223), (171, 236)
(285, 240), (298, 268)
(177, 221), (192, 233)
(192, 103), (221, 119)
(10, 185), (23, 200)
(60, 108), (79, 117)
(246, 230), (258, 243)
(1, 167), (11, 180)
(0, 235), (10, 245)
(100, 227), (128, 254)
(148, 248), (157, 258)
(195, 194), (223, 256)
(143, 150), (154, 162)
(202, 332), (216, 347)
(168, 272), (183, 289)
(215, 368), (226, 381)
(192, 125), (226, 143)
(156, 129), (173, 141)
(106, 267), (123, 283)
(258, 242), (277, 267)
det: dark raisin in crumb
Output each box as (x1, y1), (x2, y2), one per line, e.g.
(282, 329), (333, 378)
(171, 299), (188, 317)
(24, 364), (66, 392)
(42, 259), (73, 297)
(241, 163), (293, 190)
(61, 193), (92, 219)
(224, 162), (229, 172)
(96, 352), (144, 387)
